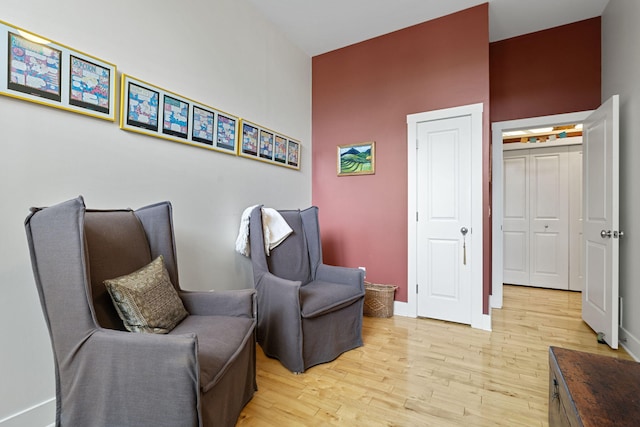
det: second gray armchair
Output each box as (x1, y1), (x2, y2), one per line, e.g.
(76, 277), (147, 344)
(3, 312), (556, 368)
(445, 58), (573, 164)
(248, 205), (365, 373)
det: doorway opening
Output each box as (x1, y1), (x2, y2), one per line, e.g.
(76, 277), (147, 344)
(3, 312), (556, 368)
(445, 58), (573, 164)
(502, 124), (583, 291)
(491, 111), (593, 309)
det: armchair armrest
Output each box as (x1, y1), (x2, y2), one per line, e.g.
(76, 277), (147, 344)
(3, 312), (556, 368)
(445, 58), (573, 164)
(254, 272), (305, 372)
(75, 329), (200, 426)
(316, 264), (365, 292)
(255, 272), (302, 314)
(180, 288), (256, 318)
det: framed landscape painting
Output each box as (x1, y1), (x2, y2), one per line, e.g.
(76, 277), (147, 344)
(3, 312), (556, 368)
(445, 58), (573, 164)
(337, 141), (375, 176)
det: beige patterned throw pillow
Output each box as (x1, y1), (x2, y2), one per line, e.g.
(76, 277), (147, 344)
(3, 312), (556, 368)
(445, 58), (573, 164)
(104, 255), (188, 333)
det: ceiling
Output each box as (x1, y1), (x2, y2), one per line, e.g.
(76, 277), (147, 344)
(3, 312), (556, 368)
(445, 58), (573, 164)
(246, 0), (610, 56)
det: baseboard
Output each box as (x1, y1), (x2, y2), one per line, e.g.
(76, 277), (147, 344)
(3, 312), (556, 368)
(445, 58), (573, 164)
(472, 313), (492, 332)
(392, 301), (492, 332)
(620, 326), (640, 362)
(490, 293), (502, 309)
(0, 397), (55, 427)
(392, 301), (415, 318)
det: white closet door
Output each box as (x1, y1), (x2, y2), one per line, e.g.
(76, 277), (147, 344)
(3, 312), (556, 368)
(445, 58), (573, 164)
(503, 150), (529, 285)
(503, 145), (573, 290)
(529, 147), (569, 289)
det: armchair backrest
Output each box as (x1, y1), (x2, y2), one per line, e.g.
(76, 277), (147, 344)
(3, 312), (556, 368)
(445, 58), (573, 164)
(249, 206), (323, 285)
(84, 201), (180, 330)
(26, 196), (181, 338)
(84, 210), (153, 330)
(266, 210), (311, 284)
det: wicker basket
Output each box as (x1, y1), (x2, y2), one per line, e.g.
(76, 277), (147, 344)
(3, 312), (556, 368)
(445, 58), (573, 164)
(363, 282), (398, 318)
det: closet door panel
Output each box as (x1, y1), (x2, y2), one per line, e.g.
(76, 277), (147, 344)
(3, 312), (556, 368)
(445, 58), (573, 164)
(529, 147), (569, 289)
(503, 151), (529, 285)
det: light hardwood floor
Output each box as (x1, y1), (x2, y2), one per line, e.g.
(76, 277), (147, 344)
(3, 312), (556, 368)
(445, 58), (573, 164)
(237, 285), (634, 426)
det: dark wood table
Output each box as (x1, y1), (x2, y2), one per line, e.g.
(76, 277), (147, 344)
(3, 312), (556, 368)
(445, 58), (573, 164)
(549, 346), (640, 426)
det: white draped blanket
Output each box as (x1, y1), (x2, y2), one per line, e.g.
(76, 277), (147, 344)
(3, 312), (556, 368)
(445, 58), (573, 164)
(235, 206), (292, 256)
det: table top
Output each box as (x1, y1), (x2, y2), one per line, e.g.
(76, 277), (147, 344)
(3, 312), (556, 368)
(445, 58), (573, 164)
(550, 346), (640, 427)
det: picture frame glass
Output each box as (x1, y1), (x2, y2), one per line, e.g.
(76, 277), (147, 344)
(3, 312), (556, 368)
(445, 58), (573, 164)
(259, 130), (274, 160)
(274, 135), (287, 163)
(287, 140), (299, 167)
(69, 55), (110, 114)
(216, 114), (236, 151)
(8, 31), (62, 101)
(241, 123), (258, 156)
(192, 105), (214, 145)
(162, 94), (189, 139)
(126, 82), (159, 131)
(338, 142), (375, 176)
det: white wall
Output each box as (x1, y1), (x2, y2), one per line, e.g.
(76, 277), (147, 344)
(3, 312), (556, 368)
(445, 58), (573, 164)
(0, 0), (311, 424)
(602, 0), (640, 361)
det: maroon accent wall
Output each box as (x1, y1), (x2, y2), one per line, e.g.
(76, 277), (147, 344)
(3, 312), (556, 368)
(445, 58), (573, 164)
(490, 17), (601, 122)
(312, 4), (490, 307)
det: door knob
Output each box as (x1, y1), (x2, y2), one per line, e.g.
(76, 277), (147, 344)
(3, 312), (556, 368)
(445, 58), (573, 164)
(601, 230), (612, 238)
(460, 227), (468, 236)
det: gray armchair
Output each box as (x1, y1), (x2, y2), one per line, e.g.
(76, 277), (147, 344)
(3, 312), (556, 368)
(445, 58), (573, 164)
(248, 205), (365, 373)
(25, 196), (256, 427)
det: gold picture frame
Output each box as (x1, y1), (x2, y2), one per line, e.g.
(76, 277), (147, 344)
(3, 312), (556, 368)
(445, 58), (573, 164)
(119, 74), (239, 155)
(1, 19), (117, 121)
(239, 118), (301, 170)
(337, 141), (375, 176)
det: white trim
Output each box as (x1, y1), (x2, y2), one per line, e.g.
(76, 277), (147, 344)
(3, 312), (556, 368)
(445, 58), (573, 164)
(502, 136), (582, 151)
(476, 313), (492, 331)
(491, 111), (593, 310)
(620, 326), (640, 362)
(393, 301), (414, 318)
(407, 103), (485, 329)
(0, 397), (55, 427)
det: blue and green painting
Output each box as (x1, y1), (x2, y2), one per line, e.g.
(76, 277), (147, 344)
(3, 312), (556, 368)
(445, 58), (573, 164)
(340, 144), (373, 174)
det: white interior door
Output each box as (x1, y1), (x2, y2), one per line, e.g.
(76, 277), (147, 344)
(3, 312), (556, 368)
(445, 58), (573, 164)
(416, 115), (471, 324)
(529, 147), (569, 289)
(582, 95), (620, 349)
(503, 151), (530, 285)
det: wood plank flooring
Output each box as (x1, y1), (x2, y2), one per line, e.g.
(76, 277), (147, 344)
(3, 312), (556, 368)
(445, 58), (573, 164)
(237, 285), (634, 426)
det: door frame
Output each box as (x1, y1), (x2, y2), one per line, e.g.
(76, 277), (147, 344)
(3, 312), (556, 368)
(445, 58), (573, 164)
(491, 111), (592, 309)
(404, 103), (488, 330)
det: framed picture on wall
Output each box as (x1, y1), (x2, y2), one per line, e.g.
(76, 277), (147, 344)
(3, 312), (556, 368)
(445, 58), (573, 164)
(240, 121), (259, 157)
(216, 113), (237, 152)
(238, 119), (300, 169)
(69, 55), (111, 114)
(7, 31), (62, 102)
(274, 135), (287, 164)
(119, 74), (239, 156)
(162, 94), (189, 139)
(125, 80), (160, 132)
(192, 105), (215, 145)
(337, 141), (375, 176)
(1, 20), (117, 121)
(259, 129), (274, 160)
(287, 139), (300, 169)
